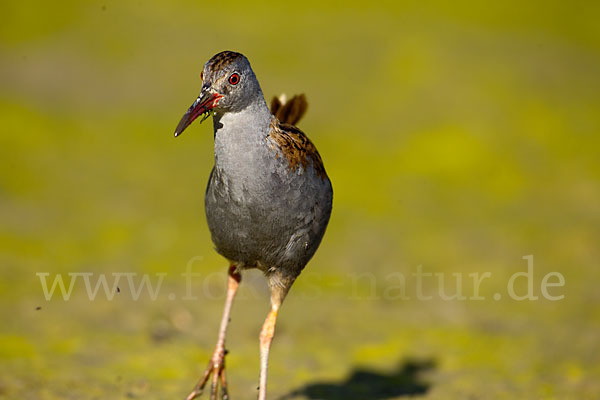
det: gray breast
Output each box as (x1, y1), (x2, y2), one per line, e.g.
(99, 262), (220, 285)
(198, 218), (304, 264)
(204, 112), (332, 276)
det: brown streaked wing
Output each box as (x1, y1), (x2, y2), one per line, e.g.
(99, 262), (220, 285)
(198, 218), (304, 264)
(268, 118), (327, 180)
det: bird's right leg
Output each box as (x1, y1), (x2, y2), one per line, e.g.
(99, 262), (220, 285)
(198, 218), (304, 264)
(186, 265), (241, 400)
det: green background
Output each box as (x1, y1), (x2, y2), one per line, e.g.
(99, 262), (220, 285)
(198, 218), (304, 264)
(1, 1), (599, 399)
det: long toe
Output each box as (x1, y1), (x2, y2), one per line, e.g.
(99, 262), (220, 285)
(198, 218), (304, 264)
(219, 367), (229, 400)
(210, 365), (219, 400)
(186, 387), (203, 400)
(186, 349), (229, 400)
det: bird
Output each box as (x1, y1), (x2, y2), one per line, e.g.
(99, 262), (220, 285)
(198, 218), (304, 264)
(174, 51), (333, 400)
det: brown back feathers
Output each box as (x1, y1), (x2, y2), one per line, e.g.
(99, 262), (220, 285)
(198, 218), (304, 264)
(268, 117), (327, 180)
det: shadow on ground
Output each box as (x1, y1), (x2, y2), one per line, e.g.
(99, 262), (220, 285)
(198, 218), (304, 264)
(279, 358), (435, 400)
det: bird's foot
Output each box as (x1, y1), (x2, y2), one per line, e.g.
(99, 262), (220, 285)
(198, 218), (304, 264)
(186, 347), (229, 400)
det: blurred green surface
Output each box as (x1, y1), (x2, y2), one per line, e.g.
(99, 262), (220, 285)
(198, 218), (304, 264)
(1, 1), (599, 399)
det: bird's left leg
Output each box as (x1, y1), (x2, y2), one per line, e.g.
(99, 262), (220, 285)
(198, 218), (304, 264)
(257, 276), (294, 400)
(258, 304), (279, 400)
(186, 265), (241, 400)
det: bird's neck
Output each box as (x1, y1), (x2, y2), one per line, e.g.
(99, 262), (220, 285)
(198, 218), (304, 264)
(211, 98), (272, 173)
(212, 97), (271, 137)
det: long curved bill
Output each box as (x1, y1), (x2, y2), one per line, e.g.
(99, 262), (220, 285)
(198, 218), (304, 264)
(174, 90), (223, 137)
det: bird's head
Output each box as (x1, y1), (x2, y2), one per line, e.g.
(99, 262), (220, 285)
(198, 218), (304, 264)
(174, 51), (262, 137)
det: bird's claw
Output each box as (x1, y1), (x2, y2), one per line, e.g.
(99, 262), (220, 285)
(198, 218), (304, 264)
(186, 348), (229, 400)
(185, 388), (203, 400)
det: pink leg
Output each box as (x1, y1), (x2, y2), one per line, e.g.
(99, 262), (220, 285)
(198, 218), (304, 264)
(186, 266), (241, 400)
(257, 305), (279, 400)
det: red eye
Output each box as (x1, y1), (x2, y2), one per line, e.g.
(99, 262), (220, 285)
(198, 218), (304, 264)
(229, 73), (240, 85)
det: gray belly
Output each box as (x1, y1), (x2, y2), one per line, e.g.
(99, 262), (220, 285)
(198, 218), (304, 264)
(204, 163), (332, 274)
